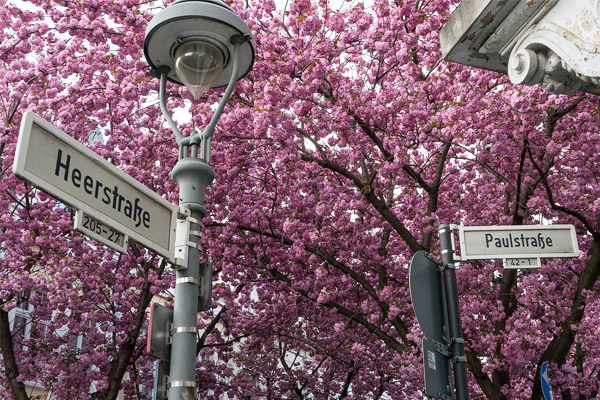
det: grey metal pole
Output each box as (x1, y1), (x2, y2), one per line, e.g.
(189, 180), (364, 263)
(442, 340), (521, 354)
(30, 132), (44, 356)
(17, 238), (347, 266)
(439, 223), (470, 400)
(168, 157), (214, 399)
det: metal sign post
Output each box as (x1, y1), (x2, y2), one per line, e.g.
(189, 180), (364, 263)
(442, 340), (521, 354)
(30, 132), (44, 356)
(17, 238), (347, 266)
(439, 224), (470, 400)
(410, 227), (469, 400)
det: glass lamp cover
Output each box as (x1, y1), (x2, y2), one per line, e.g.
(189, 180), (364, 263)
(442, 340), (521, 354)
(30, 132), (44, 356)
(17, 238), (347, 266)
(174, 40), (225, 97)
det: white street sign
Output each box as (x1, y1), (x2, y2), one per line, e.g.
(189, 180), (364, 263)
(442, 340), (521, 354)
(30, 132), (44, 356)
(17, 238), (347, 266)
(458, 225), (579, 261)
(13, 112), (177, 260)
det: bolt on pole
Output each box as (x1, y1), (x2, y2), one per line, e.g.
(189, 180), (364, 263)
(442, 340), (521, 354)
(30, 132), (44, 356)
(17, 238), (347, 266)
(439, 224), (470, 400)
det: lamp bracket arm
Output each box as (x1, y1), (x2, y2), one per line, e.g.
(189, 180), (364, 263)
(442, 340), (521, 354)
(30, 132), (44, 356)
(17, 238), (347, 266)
(200, 40), (242, 162)
(180, 136), (192, 147)
(149, 65), (169, 79)
(159, 70), (185, 146)
(230, 34), (251, 45)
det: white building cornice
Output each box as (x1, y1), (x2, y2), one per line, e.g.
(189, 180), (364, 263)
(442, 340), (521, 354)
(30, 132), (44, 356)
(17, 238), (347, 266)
(440, 0), (600, 95)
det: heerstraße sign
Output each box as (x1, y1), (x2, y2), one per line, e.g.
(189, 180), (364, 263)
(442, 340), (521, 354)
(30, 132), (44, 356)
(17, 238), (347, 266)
(13, 112), (177, 260)
(458, 225), (579, 260)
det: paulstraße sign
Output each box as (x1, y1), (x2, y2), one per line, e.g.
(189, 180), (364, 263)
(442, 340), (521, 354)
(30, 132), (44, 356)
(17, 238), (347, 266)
(13, 112), (177, 260)
(458, 225), (579, 260)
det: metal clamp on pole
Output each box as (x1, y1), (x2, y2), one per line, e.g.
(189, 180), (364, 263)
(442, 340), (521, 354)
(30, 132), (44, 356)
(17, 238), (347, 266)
(178, 206), (203, 226)
(442, 263), (456, 270)
(176, 277), (199, 285)
(168, 381), (196, 389)
(433, 340), (450, 357)
(198, 261), (213, 312)
(439, 224), (462, 261)
(424, 252), (443, 266)
(449, 224), (462, 261)
(174, 217), (191, 269)
(173, 208), (204, 269)
(172, 326), (198, 334)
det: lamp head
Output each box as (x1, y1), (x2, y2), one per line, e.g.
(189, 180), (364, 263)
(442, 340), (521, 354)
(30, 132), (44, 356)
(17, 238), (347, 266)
(143, 0), (254, 97)
(174, 39), (226, 97)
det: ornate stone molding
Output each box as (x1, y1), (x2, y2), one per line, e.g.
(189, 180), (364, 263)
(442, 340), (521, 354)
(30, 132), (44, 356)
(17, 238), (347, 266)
(440, 0), (600, 95)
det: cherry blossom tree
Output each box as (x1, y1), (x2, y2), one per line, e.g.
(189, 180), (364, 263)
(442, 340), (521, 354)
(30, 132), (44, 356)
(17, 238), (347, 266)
(0, 0), (174, 398)
(196, 0), (600, 399)
(1, 0), (600, 399)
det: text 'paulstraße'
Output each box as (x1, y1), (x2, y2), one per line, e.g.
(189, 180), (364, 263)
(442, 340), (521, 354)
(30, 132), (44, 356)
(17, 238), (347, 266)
(485, 233), (553, 249)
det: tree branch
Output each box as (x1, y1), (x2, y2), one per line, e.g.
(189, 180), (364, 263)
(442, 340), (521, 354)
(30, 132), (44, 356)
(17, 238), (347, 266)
(544, 96), (586, 136)
(267, 267), (408, 351)
(526, 147), (599, 241)
(102, 253), (167, 400)
(234, 224), (413, 344)
(349, 112), (393, 161)
(300, 152), (424, 253)
(422, 141), (452, 249)
(196, 284), (245, 354)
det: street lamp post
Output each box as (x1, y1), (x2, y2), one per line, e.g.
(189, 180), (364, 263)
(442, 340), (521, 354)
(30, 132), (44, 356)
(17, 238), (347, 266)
(143, 1), (254, 398)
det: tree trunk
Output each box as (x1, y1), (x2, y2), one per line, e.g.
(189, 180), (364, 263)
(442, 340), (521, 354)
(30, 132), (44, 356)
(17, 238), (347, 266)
(0, 307), (30, 400)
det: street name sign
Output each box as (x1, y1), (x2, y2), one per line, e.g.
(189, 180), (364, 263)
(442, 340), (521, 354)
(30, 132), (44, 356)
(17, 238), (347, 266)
(458, 225), (579, 261)
(13, 111), (177, 260)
